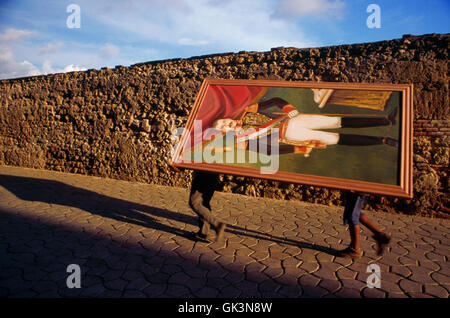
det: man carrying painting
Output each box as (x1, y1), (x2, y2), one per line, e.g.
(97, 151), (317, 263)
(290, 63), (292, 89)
(186, 84), (393, 255)
(189, 169), (226, 242)
(339, 192), (392, 258)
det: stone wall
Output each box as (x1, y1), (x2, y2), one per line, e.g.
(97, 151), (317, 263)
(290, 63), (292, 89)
(0, 33), (448, 218)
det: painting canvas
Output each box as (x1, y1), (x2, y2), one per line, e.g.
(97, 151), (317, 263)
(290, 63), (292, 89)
(171, 79), (413, 198)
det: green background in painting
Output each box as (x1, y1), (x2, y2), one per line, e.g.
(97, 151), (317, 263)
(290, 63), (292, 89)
(182, 86), (401, 186)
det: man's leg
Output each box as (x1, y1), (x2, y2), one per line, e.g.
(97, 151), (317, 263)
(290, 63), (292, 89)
(338, 193), (392, 257)
(349, 225), (360, 251)
(359, 214), (380, 235)
(359, 214), (392, 255)
(189, 171), (226, 241)
(338, 193), (366, 258)
(189, 191), (213, 237)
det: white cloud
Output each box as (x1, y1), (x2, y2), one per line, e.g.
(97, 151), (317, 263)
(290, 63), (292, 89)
(275, 0), (346, 19)
(1, 0), (341, 79)
(0, 47), (40, 79)
(82, 0), (317, 53)
(42, 60), (86, 75)
(0, 28), (33, 43)
(99, 43), (120, 60)
(38, 42), (63, 55)
(62, 64), (87, 72)
(0, 44), (87, 79)
(178, 38), (210, 46)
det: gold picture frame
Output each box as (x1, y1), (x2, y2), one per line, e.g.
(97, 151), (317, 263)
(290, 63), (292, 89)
(171, 79), (413, 198)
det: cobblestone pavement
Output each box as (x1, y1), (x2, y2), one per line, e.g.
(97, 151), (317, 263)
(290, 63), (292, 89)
(0, 165), (448, 298)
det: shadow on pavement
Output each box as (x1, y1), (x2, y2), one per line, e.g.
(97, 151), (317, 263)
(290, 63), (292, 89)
(0, 174), (340, 256)
(0, 206), (344, 298)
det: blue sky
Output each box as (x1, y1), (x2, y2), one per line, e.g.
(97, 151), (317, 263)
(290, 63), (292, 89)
(0, 0), (448, 79)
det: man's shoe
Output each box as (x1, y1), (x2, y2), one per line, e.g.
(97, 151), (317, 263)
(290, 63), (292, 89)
(192, 231), (212, 243)
(337, 246), (362, 259)
(373, 232), (391, 255)
(215, 222), (226, 242)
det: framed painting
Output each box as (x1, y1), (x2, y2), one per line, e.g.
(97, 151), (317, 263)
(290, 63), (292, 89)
(171, 79), (413, 198)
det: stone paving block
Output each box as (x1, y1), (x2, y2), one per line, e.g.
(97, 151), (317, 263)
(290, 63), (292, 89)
(281, 256), (302, 268)
(377, 271), (403, 284)
(336, 267), (358, 280)
(302, 285), (330, 298)
(362, 287), (386, 298)
(207, 277), (229, 290)
(258, 256), (283, 269)
(216, 246), (236, 257)
(80, 284), (107, 297)
(240, 237), (259, 248)
(141, 283), (168, 297)
(195, 286), (220, 298)
(425, 251), (447, 262)
(333, 256), (353, 267)
(313, 263), (341, 281)
(283, 246), (302, 257)
(217, 285), (241, 298)
(407, 292), (435, 298)
(259, 279), (282, 293)
(432, 245), (450, 258)
(398, 279), (423, 294)
(315, 252), (335, 263)
(30, 280), (59, 294)
(299, 261), (320, 274)
(434, 261), (450, 276)
(262, 266), (284, 279)
(418, 260), (441, 272)
(123, 290), (147, 298)
(215, 255), (234, 268)
(269, 250), (290, 261)
(376, 253), (401, 266)
(278, 284), (303, 297)
(298, 274), (321, 288)
(407, 266), (439, 285)
(430, 272), (450, 286)
(249, 250), (270, 262)
(334, 287), (361, 298)
(223, 271), (246, 285)
(235, 246), (254, 257)
(227, 262), (247, 273)
(104, 278), (129, 291)
(234, 281), (260, 297)
(390, 265), (412, 278)
(379, 280), (405, 295)
(164, 284), (191, 297)
(319, 279), (342, 293)
(340, 279), (366, 291)
(160, 264), (183, 275)
(424, 284), (449, 298)
(297, 248), (320, 262)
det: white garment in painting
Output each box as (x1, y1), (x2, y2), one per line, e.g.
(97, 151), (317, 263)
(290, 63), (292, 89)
(283, 115), (342, 145)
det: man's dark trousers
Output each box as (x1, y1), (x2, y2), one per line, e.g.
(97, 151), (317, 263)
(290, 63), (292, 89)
(189, 170), (221, 236)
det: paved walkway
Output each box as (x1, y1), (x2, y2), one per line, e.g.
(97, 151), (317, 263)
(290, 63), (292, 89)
(0, 165), (448, 298)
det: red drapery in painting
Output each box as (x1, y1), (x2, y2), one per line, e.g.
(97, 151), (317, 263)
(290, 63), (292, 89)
(190, 84), (265, 147)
